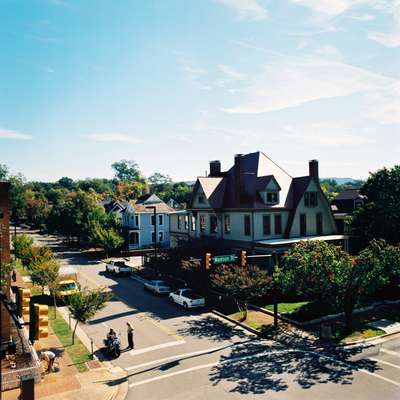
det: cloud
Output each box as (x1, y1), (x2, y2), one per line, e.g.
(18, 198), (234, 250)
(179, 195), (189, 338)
(222, 54), (396, 114)
(367, 82), (400, 124)
(350, 13), (375, 20)
(368, 30), (400, 47)
(290, 0), (362, 19)
(86, 133), (143, 144)
(282, 123), (375, 146)
(314, 45), (344, 61)
(182, 64), (211, 90)
(0, 128), (32, 140)
(218, 64), (246, 80)
(168, 134), (193, 143)
(215, 0), (268, 21)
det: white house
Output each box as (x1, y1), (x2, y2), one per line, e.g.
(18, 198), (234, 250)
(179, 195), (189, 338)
(169, 152), (344, 253)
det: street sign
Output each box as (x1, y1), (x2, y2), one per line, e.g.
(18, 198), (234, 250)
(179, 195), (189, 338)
(212, 254), (236, 264)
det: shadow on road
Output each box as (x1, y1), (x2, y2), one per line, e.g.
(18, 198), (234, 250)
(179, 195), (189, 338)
(209, 327), (379, 395)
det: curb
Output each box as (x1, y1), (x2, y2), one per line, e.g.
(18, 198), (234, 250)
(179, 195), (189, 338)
(211, 310), (260, 337)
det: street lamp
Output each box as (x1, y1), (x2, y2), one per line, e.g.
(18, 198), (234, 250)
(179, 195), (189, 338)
(146, 206), (157, 259)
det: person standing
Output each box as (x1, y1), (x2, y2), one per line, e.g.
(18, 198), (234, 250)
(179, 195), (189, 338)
(126, 322), (134, 350)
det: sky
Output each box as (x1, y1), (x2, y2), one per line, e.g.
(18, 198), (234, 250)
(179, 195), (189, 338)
(0, 0), (399, 182)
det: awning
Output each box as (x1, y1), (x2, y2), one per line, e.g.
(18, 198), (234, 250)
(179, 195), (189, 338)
(256, 234), (346, 246)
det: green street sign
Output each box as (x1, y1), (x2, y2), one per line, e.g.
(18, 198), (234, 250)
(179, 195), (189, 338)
(212, 254), (237, 264)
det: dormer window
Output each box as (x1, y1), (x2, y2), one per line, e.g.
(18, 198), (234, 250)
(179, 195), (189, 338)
(198, 195), (204, 204)
(260, 190), (279, 204)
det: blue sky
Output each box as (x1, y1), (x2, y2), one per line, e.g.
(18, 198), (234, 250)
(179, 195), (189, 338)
(1, 0), (399, 182)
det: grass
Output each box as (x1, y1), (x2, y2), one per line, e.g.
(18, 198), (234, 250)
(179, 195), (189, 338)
(229, 310), (273, 331)
(48, 307), (91, 372)
(342, 327), (385, 343)
(263, 301), (310, 315)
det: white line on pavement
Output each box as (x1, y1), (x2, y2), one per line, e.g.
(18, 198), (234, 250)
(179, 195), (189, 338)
(380, 348), (400, 358)
(129, 340), (186, 356)
(125, 343), (243, 371)
(128, 348), (400, 389)
(370, 358), (400, 370)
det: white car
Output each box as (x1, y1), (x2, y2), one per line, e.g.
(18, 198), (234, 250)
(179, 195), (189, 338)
(144, 280), (171, 294)
(105, 260), (132, 276)
(168, 289), (205, 309)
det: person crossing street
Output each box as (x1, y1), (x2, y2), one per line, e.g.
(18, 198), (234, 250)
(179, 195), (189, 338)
(126, 322), (134, 350)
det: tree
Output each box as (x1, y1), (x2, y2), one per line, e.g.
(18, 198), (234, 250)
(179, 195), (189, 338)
(211, 265), (272, 320)
(9, 173), (28, 224)
(148, 173), (172, 186)
(89, 221), (124, 258)
(30, 258), (60, 295)
(57, 177), (76, 191)
(12, 234), (34, 268)
(351, 165), (400, 248)
(0, 164), (8, 180)
(112, 160), (142, 182)
(66, 287), (111, 344)
(277, 240), (390, 334)
(28, 245), (55, 270)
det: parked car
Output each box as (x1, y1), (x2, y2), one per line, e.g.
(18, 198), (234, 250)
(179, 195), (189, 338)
(144, 280), (171, 295)
(105, 260), (132, 276)
(168, 288), (205, 308)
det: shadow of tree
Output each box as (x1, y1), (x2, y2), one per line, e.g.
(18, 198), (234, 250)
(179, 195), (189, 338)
(177, 315), (248, 342)
(209, 326), (379, 395)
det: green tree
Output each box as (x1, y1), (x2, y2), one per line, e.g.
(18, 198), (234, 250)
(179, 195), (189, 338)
(148, 173), (172, 186)
(12, 234), (34, 268)
(112, 160), (142, 182)
(30, 258), (60, 295)
(0, 164), (8, 180)
(277, 241), (389, 334)
(351, 165), (400, 248)
(66, 287), (111, 344)
(89, 221), (124, 258)
(211, 265), (272, 320)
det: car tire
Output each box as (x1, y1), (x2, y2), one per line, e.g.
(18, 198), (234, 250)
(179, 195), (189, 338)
(183, 302), (188, 309)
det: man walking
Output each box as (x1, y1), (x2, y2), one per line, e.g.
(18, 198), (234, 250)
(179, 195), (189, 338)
(126, 322), (134, 350)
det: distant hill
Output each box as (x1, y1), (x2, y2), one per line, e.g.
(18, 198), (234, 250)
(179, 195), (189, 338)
(323, 177), (361, 185)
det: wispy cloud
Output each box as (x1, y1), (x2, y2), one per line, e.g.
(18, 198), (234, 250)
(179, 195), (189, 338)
(168, 134), (193, 143)
(85, 133), (143, 144)
(314, 45), (344, 61)
(0, 128), (32, 140)
(215, 0), (268, 21)
(182, 64), (211, 90)
(218, 64), (246, 80)
(222, 54), (396, 114)
(350, 13), (375, 21)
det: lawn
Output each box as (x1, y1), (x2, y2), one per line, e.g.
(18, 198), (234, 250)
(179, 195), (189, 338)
(263, 301), (310, 315)
(49, 307), (91, 372)
(229, 310), (274, 331)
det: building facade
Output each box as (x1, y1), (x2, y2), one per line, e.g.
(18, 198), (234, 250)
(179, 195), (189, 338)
(170, 152), (344, 253)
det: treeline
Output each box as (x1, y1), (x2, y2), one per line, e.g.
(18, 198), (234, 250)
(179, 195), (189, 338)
(0, 160), (192, 234)
(319, 178), (364, 201)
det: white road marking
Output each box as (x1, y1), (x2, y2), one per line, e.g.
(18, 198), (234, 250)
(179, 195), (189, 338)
(129, 340), (186, 356)
(128, 348), (400, 389)
(370, 357), (400, 370)
(380, 348), (400, 358)
(125, 343), (243, 371)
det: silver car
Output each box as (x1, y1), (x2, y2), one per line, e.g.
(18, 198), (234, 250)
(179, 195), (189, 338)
(144, 280), (171, 294)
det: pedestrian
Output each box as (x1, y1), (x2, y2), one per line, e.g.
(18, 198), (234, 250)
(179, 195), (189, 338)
(41, 350), (56, 373)
(126, 322), (134, 350)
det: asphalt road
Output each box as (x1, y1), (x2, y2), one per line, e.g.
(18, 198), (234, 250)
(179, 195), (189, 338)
(27, 231), (400, 400)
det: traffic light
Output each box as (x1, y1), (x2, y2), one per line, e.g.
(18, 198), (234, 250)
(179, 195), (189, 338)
(204, 253), (212, 270)
(18, 288), (31, 321)
(240, 251), (247, 268)
(34, 304), (48, 340)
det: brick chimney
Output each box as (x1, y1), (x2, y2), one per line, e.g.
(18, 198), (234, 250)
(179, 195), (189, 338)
(209, 160), (221, 177)
(309, 159), (319, 180)
(234, 154), (244, 204)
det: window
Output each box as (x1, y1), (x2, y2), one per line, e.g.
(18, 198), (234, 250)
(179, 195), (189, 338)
(266, 191), (279, 204)
(135, 215), (139, 227)
(200, 215), (206, 232)
(316, 213), (323, 235)
(224, 215), (231, 234)
(275, 214), (282, 235)
(129, 232), (139, 244)
(184, 215), (189, 230)
(151, 215), (155, 225)
(354, 199), (363, 209)
(177, 215), (181, 229)
(151, 231), (156, 242)
(158, 215), (163, 225)
(198, 195), (204, 204)
(210, 215), (218, 233)
(304, 192), (318, 207)
(300, 214), (307, 236)
(263, 215), (271, 235)
(191, 216), (196, 231)
(244, 215), (251, 236)
(158, 231), (164, 242)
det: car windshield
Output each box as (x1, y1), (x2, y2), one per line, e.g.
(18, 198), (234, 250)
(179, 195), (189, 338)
(114, 262), (126, 267)
(59, 282), (77, 291)
(155, 281), (167, 286)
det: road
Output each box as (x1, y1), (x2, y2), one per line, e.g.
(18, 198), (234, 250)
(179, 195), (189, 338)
(28, 232), (400, 399)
